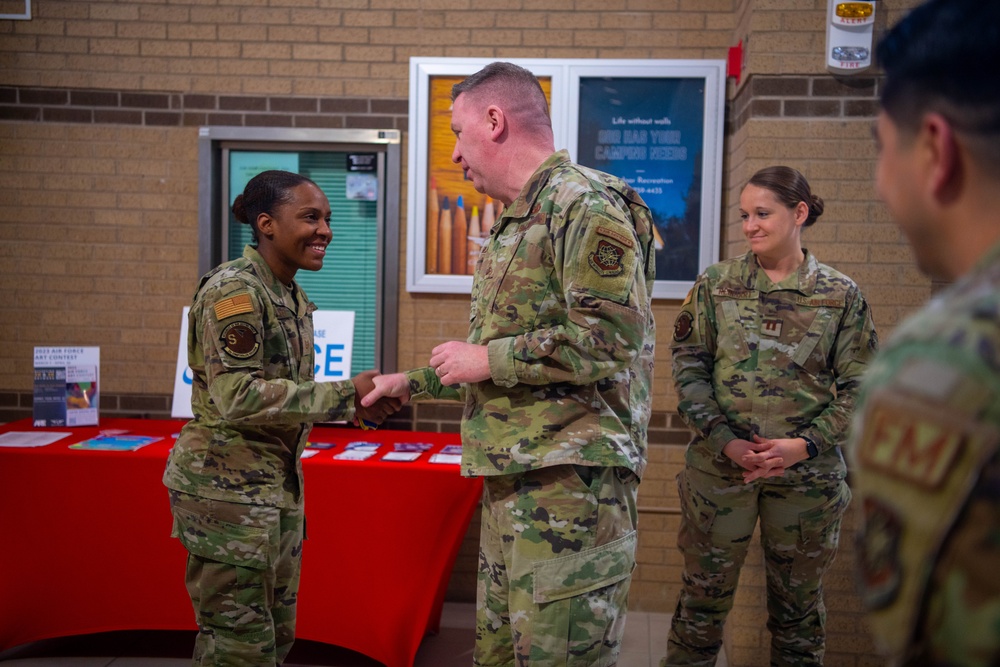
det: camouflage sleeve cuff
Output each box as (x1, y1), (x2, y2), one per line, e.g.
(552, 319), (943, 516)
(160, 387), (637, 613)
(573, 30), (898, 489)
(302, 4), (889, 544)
(708, 422), (739, 450)
(800, 430), (824, 454)
(404, 367), (437, 401)
(402, 367), (464, 402)
(488, 338), (518, 388)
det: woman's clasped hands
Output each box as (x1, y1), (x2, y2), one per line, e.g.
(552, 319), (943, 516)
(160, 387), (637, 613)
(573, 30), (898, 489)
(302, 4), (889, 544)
(725, 434), (811, 484)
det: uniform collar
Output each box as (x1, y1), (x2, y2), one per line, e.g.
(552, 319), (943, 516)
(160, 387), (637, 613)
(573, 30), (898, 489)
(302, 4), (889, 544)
(970, 237), (1000, 276)
(243, 245), (307, 315)
(500, 150), (571, 223)
(744, 248), (820, 295)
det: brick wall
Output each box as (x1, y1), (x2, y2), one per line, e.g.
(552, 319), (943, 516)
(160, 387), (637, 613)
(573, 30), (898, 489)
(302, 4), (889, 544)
(0, 1), (928, 664)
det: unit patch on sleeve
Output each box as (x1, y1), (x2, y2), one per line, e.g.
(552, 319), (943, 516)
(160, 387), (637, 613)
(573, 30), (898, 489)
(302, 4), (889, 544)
(674, 311), (694, 342)
(220, 321), (260, 359)
(589, 240), (626, 277)
(214, 293), (254, 321)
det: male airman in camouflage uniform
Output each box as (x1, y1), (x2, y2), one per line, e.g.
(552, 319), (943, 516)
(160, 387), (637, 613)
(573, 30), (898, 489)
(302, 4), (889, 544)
(164, 171), (395, 666)
(665, 237), (877, 663)
(366, 62), (656, 666)
(849, 1), (1000, 664)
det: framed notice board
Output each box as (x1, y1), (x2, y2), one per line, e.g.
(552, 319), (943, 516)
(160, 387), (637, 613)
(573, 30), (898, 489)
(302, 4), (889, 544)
(406, 57), (725, 300)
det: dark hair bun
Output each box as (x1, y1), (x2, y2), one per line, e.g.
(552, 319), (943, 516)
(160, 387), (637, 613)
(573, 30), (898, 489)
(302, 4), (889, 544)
(809, 194), (825, 221)
(231, 194), (249, 225)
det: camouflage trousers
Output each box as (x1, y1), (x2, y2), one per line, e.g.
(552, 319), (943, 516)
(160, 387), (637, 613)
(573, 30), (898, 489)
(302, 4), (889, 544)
(475, 465), (639, 667)
(663, 467), (851, 667)
(168, 490), (304, 667)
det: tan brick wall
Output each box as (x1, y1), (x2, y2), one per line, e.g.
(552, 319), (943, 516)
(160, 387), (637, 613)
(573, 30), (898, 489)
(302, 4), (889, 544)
(740, 0), (916, 78)
(0, 1), (930, 664)
(0, 122), (199, 398)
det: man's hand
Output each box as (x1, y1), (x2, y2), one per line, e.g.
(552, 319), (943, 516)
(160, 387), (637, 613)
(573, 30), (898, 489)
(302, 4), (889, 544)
(360, 372), (411, 408)
(429, 341), (490, 385)
(351, 370), (402, 427)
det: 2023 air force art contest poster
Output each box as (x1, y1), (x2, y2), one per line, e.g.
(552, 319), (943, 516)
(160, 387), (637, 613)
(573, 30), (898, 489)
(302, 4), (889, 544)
(33, 346), (100, 427)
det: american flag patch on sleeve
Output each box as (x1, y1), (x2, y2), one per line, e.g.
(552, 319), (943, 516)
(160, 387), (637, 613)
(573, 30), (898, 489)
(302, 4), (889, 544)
(214, 293), (254, 320)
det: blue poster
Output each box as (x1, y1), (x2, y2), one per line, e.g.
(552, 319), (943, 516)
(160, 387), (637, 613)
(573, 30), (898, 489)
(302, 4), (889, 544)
(577, 77), (706, 281)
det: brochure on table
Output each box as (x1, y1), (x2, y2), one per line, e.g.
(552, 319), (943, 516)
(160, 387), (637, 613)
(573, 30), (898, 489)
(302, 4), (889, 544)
(171, 308), (356, 419)
(69, 434), (163, 451)
(33, 346), (100, 427)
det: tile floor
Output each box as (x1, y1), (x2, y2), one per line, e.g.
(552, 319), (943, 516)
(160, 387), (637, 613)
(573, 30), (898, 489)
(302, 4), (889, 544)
(0, 602), (727, 666)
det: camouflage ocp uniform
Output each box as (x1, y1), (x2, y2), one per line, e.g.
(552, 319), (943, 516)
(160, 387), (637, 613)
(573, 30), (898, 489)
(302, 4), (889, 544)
(849, 240), (1000, 666)
(664, 250), (877, 666)
(406, 150), (656, 667)
(163, 245), (359, 666)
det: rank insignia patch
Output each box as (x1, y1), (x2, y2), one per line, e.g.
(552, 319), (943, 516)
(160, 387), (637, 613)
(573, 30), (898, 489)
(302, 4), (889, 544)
(588, 240), (625, 277)
(220, 321), (260, 359)
(674, 311), (694, 342)
(761, 318), (783, 337)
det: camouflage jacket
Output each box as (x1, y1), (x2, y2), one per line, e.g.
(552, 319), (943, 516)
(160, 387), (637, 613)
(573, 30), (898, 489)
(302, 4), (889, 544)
(163, 245), (357, 508)
(671, 250), (877, 483)
(407, 150), (656, 478)
(848, 240), (1000, 664)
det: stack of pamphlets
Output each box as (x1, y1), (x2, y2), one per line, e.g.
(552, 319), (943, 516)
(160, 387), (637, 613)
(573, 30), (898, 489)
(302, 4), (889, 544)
(0, 431), (71, 448)
(381, 442), (433, 462)
(334, 441), (381, 461)
(429, 444), (463, 465)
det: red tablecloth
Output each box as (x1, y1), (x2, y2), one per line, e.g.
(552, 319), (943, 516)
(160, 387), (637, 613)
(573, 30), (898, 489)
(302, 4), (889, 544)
(0, 418), (482, 667)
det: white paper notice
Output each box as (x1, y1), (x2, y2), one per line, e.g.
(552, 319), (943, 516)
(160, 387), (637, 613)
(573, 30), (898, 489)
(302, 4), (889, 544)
(0, 431), (72, 448)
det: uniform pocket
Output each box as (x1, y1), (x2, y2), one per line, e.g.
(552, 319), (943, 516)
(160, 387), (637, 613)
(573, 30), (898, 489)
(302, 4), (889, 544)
(532, 530), (637, 604)
(791, 307), (839, 377)
(716, 300), (751, 367)
(677, 470), (719, 535)
(790, 483), (852, 581)
(490, 230), (553, 334)
(172, 505), (272, 571)
(799, 482), (851, 545)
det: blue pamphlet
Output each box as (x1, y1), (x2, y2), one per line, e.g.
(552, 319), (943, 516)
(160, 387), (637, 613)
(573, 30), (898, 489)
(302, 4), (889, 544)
(69, 435), (162, 451)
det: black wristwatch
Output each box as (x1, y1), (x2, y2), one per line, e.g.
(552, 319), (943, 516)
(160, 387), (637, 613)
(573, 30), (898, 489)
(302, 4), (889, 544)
(803, 436), (819, 459)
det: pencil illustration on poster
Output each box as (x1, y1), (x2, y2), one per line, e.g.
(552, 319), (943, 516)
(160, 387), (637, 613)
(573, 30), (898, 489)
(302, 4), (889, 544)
(422, 74), (553, 279)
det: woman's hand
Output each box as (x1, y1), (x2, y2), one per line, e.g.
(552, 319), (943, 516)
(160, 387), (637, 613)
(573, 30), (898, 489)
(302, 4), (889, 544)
(738, 434), (811, 483)
(351, 370), (403, 427)
(723, 436), (785, 483)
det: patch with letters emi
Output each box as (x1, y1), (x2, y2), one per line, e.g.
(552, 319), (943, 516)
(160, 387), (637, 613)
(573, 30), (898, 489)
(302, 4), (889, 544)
(214, 293), (254, 320)
(220, 321), (260, 359)
(858, 396), (965, 490)
(588, 240), (625, 277)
